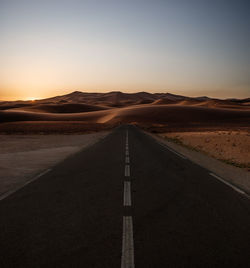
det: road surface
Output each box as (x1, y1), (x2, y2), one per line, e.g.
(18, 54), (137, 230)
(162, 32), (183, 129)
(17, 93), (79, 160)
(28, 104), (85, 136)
(0, 125), (250, 267)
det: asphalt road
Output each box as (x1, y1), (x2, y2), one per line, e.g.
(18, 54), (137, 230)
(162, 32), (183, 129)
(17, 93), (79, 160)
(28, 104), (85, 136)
(0, 125), (250, 267)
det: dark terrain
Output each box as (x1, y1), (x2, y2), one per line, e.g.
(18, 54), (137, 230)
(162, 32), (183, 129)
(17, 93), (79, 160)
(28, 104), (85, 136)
(0, 126), (249, 267)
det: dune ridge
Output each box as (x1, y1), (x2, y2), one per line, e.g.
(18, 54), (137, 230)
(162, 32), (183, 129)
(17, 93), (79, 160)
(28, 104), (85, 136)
(1, 91), (249, 133)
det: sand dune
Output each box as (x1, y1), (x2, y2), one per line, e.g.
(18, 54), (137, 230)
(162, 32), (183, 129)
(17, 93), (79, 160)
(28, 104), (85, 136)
(14, 103), (109, 113)
(194, 99), (250, 109)
(152, 98), (178, 105)
(1, 91), (249, 133)
(2, 104), (250, 125)
(0, 102), (32, 110)
(0, 109), (108, 122)
(149, 97), (250, 109)
(109, 105), (250, 125)
(2, 91), (249, 109)
(175, 99), (201, 106)
(39, 91), (157, 106)
(153, 99), (250, 109)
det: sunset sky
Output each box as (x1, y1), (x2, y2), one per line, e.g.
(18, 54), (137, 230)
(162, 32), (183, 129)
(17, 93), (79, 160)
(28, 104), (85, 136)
(1, 0), (249, 100)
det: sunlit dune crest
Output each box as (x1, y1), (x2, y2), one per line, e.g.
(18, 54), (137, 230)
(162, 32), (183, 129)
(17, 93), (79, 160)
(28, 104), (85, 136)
(0, 91), (249, 134)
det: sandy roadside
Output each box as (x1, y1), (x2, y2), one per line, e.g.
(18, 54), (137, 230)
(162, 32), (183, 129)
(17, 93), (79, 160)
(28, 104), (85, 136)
(160, 131), (250, 168)
(149, 132), (250, 195)
(0, 132), (109, 197)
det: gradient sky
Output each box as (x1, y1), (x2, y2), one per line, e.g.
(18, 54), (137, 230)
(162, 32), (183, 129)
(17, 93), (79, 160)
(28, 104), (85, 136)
(1, 0), (250, 100)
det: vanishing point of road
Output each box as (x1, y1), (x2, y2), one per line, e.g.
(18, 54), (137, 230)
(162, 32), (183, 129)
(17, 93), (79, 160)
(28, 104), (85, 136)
(0, 125), (250, 267)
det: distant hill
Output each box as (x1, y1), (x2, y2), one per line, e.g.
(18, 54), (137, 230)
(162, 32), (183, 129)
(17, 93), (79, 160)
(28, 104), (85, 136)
(1, 91), (249, 133)
(0, 91), (249, 113)
(30, 91), (247, 105)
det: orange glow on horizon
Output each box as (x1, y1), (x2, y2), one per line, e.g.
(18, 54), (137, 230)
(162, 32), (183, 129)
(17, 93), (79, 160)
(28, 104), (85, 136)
(24, 97), (38, 101)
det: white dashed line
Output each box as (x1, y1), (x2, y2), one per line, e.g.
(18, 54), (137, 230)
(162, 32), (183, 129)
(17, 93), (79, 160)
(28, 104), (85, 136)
(0, 168), (51, 201)
(125, 131), (129, 157)
(125, 165), (130, 177)
(121, 216), (135, 268)
(210, 173), (247, 196)
(123, 181), (132, 206)
(122, 130), (135, 267)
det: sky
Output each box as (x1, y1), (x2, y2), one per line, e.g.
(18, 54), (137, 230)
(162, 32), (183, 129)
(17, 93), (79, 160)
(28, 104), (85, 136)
(0, 0), (250, 100)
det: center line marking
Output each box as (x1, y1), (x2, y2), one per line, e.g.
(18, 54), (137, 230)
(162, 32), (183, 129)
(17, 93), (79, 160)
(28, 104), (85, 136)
(125, 165), (130, 177)
(123, 181), (132, 206)
(121, 216), (135, 268)
(125, 156), (130, 164)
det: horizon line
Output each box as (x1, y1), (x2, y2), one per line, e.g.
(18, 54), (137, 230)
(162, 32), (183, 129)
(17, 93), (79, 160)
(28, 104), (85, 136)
(1, 89), (249, 102)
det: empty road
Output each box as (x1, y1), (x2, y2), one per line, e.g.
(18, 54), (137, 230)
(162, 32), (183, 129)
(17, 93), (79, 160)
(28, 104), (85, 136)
(0, 125), (250, 267)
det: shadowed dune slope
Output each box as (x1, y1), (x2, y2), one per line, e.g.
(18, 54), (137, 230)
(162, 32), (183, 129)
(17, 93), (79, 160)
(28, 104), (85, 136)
(1, 105), (250, 126)
(0, 102), (32, 110)
(38, 91), (158, 106)
(0, 109), (110, 123)
(152, 98), (178, 105)
(106, 105), (250, 124)
(147, 98), (250, 109)
(13, 103), (109, 113)
(194, 100), (250, 109)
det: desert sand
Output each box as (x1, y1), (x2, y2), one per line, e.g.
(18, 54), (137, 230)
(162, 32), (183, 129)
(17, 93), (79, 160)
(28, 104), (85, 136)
(160, 131), (250, 168)
(0, 91), (249, 168)
(0, 91), (249, 134)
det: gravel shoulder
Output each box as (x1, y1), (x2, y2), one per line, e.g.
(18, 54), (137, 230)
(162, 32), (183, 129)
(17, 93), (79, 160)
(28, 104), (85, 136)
(149, 132), (250, 195)
(0, 132), (109, 197)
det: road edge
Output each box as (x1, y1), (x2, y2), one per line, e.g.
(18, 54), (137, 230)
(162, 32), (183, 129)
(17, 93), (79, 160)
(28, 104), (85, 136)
(0, 131), (111, 202)
(146, 131), (250, 196)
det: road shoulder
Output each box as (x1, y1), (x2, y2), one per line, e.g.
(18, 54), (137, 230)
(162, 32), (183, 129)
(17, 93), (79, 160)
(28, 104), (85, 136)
(148, 132), (250, 195)
(0, 131), (109, 198)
